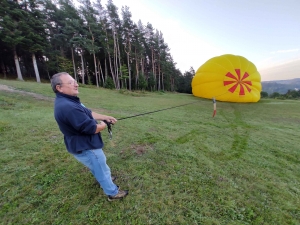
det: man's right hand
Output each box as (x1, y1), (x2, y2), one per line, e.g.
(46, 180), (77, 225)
(95, 121), (107, 133)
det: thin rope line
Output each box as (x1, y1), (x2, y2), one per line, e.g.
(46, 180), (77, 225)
(117, 101), (199, 121)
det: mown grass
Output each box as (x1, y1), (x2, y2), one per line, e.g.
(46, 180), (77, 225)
(0, 79), (299, 225)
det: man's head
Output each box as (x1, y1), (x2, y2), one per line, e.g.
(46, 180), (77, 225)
(51, 72), (79, 96)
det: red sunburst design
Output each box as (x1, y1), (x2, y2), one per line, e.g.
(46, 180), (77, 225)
(223, 69), (252, 95)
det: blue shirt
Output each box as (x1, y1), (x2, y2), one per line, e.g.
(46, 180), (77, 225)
(54, 93), (104, 154)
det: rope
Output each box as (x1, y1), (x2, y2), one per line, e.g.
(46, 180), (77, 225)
(117, 101), (199, 121)
(102, 101), (199, 139)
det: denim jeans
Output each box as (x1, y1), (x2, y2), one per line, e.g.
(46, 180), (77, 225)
(72, 148), (118, 196)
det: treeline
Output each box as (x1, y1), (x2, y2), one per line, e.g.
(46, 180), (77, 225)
(261, 89), (300, 100)
(0, 0), (194, 93)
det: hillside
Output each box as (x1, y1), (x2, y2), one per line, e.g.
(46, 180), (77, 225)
(261, 78), (300, 94)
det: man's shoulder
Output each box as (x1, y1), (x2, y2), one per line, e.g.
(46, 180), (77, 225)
(55, 96), (86, 114)
(56, 95), (78, 104)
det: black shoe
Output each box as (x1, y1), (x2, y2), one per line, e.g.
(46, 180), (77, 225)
(108, 190), (129, 201)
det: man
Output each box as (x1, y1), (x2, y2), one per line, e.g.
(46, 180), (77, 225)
(50, 72), (128, 201)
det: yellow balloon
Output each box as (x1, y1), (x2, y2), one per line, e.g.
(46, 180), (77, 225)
(192, 54), (262, 102)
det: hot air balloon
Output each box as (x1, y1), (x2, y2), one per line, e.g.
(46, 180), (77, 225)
(191, 54), (262, 103)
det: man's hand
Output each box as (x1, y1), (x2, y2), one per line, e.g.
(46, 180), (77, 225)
(94, 121), (107, 134)
(104, 116), (117, 124)
(92, 112), (117, 124)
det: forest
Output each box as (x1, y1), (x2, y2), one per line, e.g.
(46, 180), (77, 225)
(0, 0), (194, 93)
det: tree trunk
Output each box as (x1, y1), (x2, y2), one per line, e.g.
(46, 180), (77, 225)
(60, 46), (65, 57)
(106, 31), (117, 89)
(98, 59), (105, 87)
(171, 77), (174, 92)
(161, 73), (165, 91)
(141, 57), (144, 79)
(105, 57), (108, 80)
(32, 53), (41, 83)
(1, 60), (7, 78)
(162, 72), (164, 91)
(151, 48), (156, 90)
(113, 33), (120, 89)
(80, 53), (85, 84)
(71, 47), (77, 81)
(113, 32), (117, 84)
(157, 58), (161, 91)
(13, 48), (23, 81)
(127, 52), (131, 91)
(107, 50), (116, 88)
(88, 26), (98, 87)
(93, 53), (99, 87)
(117, 36), (122, 89)
(135, 50), (139, 89)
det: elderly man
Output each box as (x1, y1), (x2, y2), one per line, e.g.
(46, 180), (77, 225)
(50, 72), (128, 201)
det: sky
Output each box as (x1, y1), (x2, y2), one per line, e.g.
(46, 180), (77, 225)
(98, 0), (300, 81)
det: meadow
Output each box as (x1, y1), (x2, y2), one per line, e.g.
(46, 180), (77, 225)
(0, 79), (299, 225)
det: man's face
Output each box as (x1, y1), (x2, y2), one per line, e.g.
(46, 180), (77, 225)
(56, 74), (79, 96)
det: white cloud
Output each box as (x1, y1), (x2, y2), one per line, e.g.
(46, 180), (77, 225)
(270, 49), (299, 54)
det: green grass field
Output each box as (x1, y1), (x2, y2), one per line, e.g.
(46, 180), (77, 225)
(0, 79), (299, 225)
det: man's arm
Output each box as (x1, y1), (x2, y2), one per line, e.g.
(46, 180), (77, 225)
(92, 112), (117, 134)
(92, 112), (117, 124)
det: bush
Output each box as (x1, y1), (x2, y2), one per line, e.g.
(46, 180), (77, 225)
(261, 91), (268, 98)
(104, 77), (114, 89)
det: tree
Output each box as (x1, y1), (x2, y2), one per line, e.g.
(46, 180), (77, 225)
(106, 0), (122, 89)
(270, 92), (281, 98)
(121, 5), (134, 90)
(59, 0), (83, 81)
(0, 0), (25, 80)
(132, 20), (146, 90)
(119, 64), (129, 88)
(144, 23), (156, 89)
(156, 30), (171, 91)
(57, 56), (73, 72)
(20, 0), (49, 83)
(0, 0), (188, 91)
(177, 67), (194, 93)
(0, 38), (14, 78)
(261, 91), (268, 98)
(284, 89), (300, 99)
(79, 0), (102, 87)
(43, 0), (67, 75)
(93, 0), (108, 87)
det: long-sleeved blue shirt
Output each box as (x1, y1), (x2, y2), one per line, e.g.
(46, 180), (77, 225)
(54, 93), (103, 154)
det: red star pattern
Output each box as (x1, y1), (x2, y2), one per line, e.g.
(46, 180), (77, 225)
(223, 69), (252, 95)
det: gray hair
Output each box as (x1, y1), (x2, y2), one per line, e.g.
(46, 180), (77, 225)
(50, 72), (69, 93)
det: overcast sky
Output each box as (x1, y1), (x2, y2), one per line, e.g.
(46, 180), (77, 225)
(96, 0), (300, 81)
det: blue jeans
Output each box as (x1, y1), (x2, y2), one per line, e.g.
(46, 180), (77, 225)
(72, 148), (118, 196)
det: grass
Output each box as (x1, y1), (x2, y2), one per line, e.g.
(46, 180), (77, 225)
(0, 79), (299, 225)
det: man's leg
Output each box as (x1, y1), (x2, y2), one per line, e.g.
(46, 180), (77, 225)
(72, 149), (118, 196)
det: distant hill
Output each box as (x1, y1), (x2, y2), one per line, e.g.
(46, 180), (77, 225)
(261, 78), (300, 94)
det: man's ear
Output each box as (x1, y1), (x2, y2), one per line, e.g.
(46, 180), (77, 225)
(56, 85), (62, 93)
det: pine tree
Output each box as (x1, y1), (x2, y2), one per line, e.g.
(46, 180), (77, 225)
(0, 0), (25, 80)
(106, 0), (122, 89)
(79, 0), (103, 87)
(121, 5), (134, 90)
(144, 23), (156, 90)
(59, 0), (83, 81)
(132, 20), (146, 89)
(93, 0), (108, 86)
(19, 0), (49, 82)
(43, 0), (66, 74)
